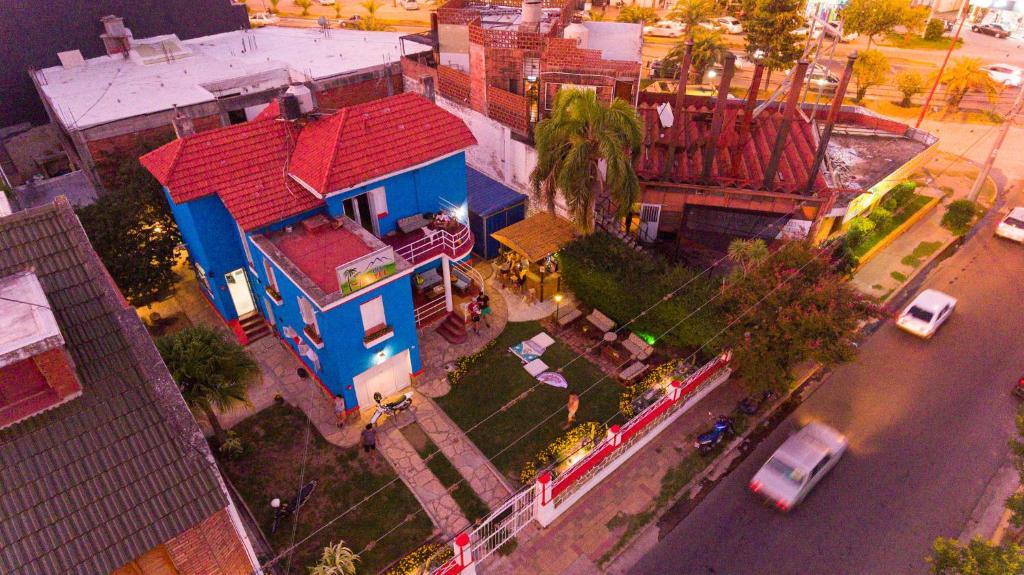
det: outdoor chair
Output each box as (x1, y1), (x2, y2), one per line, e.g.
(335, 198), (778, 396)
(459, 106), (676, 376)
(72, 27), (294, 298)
(398, 213), (432, 234)
(556, 305), (583, 328)
(524, 358), (549, 377)
(414, 268), (442, 294)
(618, 360), (647, 382)
(585, 309), (616, 334)
(621, 332), (655, 361)
(452, 268), (474, 296)
(510, 332), (556, 363)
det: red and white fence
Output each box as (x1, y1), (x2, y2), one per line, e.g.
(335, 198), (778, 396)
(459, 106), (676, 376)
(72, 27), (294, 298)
(428, 352), (733, 575)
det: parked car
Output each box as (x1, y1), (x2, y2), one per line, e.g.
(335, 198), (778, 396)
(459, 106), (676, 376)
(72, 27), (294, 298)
(700, 16), (743, 34)
(649, 58), (679, 79)
(317, 0), (335, 5)
(402, 0), (420, 9)
(249, 12), (280, 27)
(995, 206), (1024, 242)
(981, 64), (1023, 87)
(973, 23), (1010, 38)
(785, 62), (839, 94)
(749, 422), (848, 512)
(896, 289), (957, 339)
(338, 14), (363, 28)
(644, 20), (687, 38)
(810, 21), (858, 42)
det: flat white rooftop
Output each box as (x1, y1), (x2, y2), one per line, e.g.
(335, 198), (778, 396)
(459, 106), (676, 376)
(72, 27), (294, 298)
(581, 22), (642, 63)
(35, 27), (429, 130)
(0, 271), (62, 368)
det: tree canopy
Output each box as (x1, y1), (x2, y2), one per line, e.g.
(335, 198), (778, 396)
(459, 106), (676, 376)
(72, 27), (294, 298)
(618, 5), (659, 23)
(852, 49), (890, 102)
(843, 0), (914, 48)
(741, 0), (804, 78)
(929, 537), (1024, 575)
(941, 58), (999, 111)
(670, 0), (717, 38)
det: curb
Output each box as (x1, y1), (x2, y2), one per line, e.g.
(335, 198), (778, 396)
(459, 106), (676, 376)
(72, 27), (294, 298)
(854, 195), (942, 272)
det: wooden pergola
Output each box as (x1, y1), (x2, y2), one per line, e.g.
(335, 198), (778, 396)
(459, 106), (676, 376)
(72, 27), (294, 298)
(491, 212), (575, 301)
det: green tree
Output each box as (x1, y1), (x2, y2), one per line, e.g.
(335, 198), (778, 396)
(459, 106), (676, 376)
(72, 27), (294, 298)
(727, 237), (769, 277)
(78, 143), (182, 306)
(295, 0), (312, 16)
(722, 241), (880, 393)
(852, 49), (889, 103)
(941, 199), (979, 235)
(334, 2), (343, 18)
(929, 537), (1024, 575)
(895, 70), (925, 107)
(617, 5), (658, 23)
(924, 18), (946, 41)
(843, 0), (911, 48)
(941, 58), (999, 112)
(670, 0), (716, 38)
(690, 28), (728, 83)
(903, 5), (931, 37)
(309, 541), (359, 575)
(355, 0), (392, 30)
(270, 0), (280, 13)
(530, 89), (643, 233)
(741, 0), (804, 89)
(156, 326), (260, 444)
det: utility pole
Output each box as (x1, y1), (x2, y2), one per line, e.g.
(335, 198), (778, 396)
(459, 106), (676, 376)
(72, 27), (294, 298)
(916, 0), (969, 128)
(967, 83), (1024, 202)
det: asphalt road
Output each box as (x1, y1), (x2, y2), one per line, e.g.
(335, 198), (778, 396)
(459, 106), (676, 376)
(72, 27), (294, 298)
(630, 218), (1024, 574)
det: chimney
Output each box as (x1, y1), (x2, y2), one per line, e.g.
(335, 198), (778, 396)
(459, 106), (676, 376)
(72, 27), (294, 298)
(806, 53), (858, 241)
(521, 0), (542, 30)
(0, 271), (82, 431)
(100, 15), (132, 57)
(702, 53), (736, 183)
(763, 60), (808, 190)
(171, 106), (194, 139)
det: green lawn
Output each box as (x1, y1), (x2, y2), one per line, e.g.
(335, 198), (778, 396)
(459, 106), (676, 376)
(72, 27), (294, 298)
(217, 404), (433, 575)
(400, 423), (491, 522)
(436, 321), (625, 483)
(852, 194), (934, 258)
(881, 34), (963, 50)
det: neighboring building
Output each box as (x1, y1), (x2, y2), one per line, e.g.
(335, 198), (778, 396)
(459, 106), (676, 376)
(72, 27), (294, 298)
(32, 21), (429, 188)
(0, 0), (248, 129)
(140, 92), (479, 412)
(402, 0), (642, 139)
(0, 197), (259, 574)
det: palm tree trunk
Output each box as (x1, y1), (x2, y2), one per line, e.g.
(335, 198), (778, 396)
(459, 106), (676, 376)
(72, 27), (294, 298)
(201, 404), (227, 444)
(763, 69), (773, 93)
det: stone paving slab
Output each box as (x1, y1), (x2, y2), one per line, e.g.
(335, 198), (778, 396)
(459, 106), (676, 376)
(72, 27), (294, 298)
(415, 394), (514, 508)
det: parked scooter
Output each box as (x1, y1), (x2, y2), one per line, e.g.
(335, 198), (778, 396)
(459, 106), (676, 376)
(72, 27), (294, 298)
(737, 390), (777, 416)
(694, 415), (735, 455)
(370, 391), (414, 425)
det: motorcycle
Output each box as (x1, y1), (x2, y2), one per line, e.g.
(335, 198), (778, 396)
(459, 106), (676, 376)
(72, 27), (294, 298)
(370, 391), (414, 425)
(737, 390), (777, 416)
(694, 415), (735, 455)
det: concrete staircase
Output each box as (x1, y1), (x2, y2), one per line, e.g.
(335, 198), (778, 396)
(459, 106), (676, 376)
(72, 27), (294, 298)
(435, 312), (467, 344)
(239, 313), (271, 344)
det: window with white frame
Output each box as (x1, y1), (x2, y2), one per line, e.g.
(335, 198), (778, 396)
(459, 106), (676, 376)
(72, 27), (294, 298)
(299, 297), (320, 341)
(359, 297), (386, 333)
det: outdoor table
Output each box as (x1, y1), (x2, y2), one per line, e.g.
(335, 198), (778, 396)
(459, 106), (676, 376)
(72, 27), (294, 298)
(603, 332), (617, 343)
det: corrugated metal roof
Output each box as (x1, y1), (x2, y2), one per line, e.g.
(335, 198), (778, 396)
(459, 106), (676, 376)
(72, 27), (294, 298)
(0, 199), (228, 574)
(466, 168), (527, 217)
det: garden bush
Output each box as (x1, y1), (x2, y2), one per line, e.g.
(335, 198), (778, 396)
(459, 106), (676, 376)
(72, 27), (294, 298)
(620, 360), (679, 417)
(941, 199), (979, 235)
(924, 18), (945, 41)
(889, 182), (917, 207)
(383, 542), (452, 575)
(845, 217), (876, 249)
(559, 233), (722, 353)
(868, 206), (893, 230)
(519, 421), (607, 484)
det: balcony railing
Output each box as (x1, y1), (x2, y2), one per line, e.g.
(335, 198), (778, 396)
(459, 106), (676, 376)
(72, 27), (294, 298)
(391, 223), (473, 266)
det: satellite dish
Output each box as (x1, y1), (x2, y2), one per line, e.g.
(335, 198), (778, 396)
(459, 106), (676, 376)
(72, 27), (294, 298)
(318, 15), (328, 27)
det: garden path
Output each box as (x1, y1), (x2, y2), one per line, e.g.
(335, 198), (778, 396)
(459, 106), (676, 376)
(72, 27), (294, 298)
(377, 421), (471, 538)
(414, 394), (515, 508)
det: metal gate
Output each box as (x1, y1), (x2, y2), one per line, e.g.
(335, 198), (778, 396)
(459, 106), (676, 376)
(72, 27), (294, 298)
(468, 486), (535, 562)
(638, 203), (662, 243)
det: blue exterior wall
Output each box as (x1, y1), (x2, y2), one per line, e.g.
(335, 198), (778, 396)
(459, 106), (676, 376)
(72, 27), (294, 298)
(165, 190), (249, 321)
(325, 153), (469, 236)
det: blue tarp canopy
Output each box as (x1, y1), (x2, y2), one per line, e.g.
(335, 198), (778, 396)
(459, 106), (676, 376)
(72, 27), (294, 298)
(467, 168), (526, 217)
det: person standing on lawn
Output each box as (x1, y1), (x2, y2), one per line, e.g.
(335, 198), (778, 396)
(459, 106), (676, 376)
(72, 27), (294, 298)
(361, 424), (377, 460)
(565, 393), (580, 429)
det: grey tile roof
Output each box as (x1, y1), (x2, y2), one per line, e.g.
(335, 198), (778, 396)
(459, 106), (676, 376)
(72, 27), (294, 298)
(0, 198), (229, 574)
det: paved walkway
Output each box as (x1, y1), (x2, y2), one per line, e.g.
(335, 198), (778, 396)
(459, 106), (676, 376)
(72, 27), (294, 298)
(377, 420), (471, 538)
(415, 394), (515, 508)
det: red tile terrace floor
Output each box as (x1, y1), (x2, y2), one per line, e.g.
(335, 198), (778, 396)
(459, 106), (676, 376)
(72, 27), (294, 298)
(267, 217), (374, 293)
(381, 222), (473, 266)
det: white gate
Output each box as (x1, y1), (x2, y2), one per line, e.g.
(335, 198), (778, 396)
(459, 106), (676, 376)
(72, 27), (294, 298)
(468, 486), (535, 562)
(638, 203), (662, 243)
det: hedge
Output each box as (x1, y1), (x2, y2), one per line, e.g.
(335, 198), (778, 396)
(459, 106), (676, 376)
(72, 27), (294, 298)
(559, 233), (722, 355)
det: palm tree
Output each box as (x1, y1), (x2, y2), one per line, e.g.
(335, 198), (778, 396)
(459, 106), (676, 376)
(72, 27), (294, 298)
(617, 5), (658, 23)
(727, 238), (768, 277)
(941, 58), (999, 112)
(669, 0), (716, 39)
(157, 326), (260, 444)
(356, 0), (393, 30)
(309, 541), (359, 575)
(530, 89), (643, 233)
(689, 28), (727, 84)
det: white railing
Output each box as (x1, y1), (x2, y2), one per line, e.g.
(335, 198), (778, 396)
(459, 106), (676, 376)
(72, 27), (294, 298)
(415, 297), (449, 326)
(450, 257), (486, 293)
(394, 224), (472, 265)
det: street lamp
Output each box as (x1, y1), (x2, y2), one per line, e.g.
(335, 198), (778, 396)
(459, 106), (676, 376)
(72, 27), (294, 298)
(554, 293), (563, 322)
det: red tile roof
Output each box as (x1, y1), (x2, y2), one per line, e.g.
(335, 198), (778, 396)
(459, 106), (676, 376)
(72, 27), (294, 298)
(255, 100), (281, 121)
(141, 119), (323, 231)
(267, 218), (374, 293)
(289, 92), (477, 195)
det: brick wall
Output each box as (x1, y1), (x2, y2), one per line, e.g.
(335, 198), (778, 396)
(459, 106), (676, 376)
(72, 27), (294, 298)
(316, 74), (404, 110)
(164, 508), (253, 574)
(487, 87), (530, 135)
(440, 65), (473, 107)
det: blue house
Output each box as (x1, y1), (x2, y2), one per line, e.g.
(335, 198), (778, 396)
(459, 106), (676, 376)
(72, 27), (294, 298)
(141, 92), (479, 412)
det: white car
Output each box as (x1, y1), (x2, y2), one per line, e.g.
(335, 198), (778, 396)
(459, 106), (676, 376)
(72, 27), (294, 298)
(810, 22), (858, 42)
(699, 17), (743, 34)
(644, 20), (686, 37)
(996, 206), (1024, 242)
(317, 0), (335, 5)
(248, 12), (280, 27)
(749, 422), (847, 512)
(981, 64), (1024, 87)
(402, 0), (419, 9)
(896, 289), (957, 339)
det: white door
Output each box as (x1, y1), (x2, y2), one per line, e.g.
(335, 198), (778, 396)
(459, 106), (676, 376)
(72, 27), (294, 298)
(354, 350), (412, 409)
(225, 269), (256, 317)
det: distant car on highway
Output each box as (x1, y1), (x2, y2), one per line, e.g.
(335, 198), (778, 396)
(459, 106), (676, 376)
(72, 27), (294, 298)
(995, 206), (1024, 242)
(973, 23), (1010, 38)
(644, 20), (686, 38)
(338, 14), (363, 28)
(317, 0), (335, 5)
(700, 17), (743, 34)
(896, 289), (957, 339)
(402, 0), (420, 9)
(810, 21), (859, 43)
(249, 12), (280, 27)
(981, 64), (1023, 87)
(785, 63), (839, 94)
(749, 422), (848, 512)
